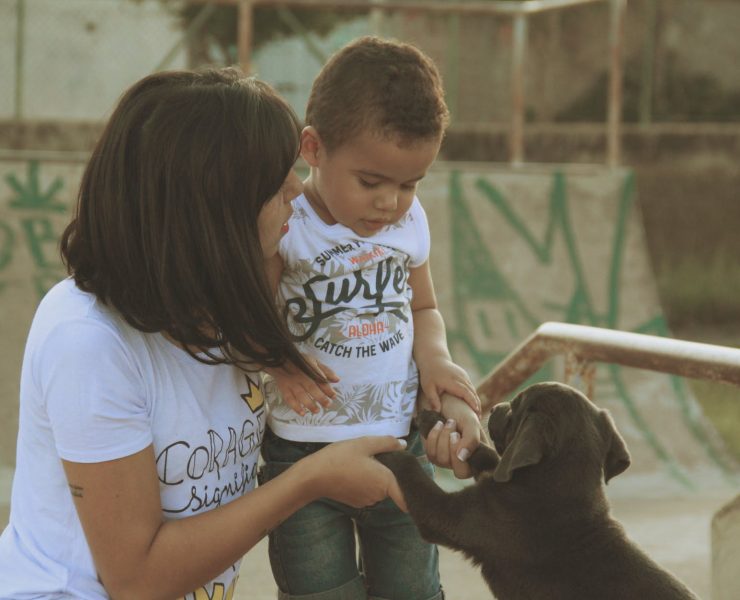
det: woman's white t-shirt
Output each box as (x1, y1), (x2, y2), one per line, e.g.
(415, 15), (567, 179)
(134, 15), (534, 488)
(0, 278), (265, 599)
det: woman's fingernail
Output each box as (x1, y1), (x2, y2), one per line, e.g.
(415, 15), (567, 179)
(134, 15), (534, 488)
(450, 432), (461, 445)
(445, 419), (456, 429)
(457, 447), (470, 462)
(433, 420), (444, 431)
(397, 439), (408, 449)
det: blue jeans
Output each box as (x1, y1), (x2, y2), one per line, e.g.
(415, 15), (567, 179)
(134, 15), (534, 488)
(258, 427), (443, 600)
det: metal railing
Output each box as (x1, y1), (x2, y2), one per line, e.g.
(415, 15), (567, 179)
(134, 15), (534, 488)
(189, 0), (626, 167)
(477, 321), (740, 411)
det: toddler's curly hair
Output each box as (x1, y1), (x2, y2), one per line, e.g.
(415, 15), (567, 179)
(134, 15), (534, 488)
(306, 36), (449, 151)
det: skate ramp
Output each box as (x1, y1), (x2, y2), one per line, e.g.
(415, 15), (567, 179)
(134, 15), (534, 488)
(418, 162), (737, 491)
(0, 157), (736, 490)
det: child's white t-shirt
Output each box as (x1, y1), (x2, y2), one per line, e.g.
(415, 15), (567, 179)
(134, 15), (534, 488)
(267, 194), (431, 442)
(0, 278), (265, 599)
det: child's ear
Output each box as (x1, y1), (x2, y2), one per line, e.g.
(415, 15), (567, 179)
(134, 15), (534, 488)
(300, 126), (322, 167)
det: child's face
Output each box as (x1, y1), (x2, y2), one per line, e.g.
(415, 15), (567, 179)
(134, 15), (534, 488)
(258, 169), (303, 258)
(301, 128), (441, 237)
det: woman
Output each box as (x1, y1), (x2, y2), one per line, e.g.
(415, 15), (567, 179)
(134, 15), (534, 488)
(0, 68), (479, 599)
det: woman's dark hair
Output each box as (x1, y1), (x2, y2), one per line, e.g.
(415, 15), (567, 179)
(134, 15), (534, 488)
(61, 67), (312, 373)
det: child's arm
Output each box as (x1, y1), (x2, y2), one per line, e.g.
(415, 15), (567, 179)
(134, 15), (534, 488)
(263, 253), (339, 415)
(408, 260), (481, 415)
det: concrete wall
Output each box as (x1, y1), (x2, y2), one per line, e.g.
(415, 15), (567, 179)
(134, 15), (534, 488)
(0, 0), (184, 120)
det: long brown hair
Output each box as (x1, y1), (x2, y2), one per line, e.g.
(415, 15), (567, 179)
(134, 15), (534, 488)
(61, 68), (313, 374)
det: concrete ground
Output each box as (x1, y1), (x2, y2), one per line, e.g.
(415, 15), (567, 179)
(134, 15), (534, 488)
(0, 465), (735, 599)
(233, 470), (736, 600)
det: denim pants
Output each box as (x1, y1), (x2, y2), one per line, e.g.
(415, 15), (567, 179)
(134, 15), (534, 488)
(258, 427), (444, 600)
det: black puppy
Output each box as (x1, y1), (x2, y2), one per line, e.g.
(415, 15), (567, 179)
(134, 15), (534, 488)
(377, 381), (700, 599)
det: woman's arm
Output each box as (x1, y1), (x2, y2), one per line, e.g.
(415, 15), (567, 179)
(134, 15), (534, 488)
(64, 435), (405, 600)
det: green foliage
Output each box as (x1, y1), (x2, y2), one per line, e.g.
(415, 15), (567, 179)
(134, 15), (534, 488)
(187, 4), (361, 49)
(556, 56), (740, 123)
(140, 1), (362, 65)
(655, 253), (740, 327)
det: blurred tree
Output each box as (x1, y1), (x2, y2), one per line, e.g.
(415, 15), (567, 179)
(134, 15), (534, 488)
(555, 57), (740, 123)
(130, 1), (362, 66)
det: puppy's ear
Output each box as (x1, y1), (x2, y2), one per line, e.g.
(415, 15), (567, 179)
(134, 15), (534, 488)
(493, 415), (546, 483)
(599, 410), (631, 483)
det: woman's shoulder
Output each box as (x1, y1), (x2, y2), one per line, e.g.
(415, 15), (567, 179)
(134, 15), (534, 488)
(29, 278), (140, 362)
(35, 279), (120, 333)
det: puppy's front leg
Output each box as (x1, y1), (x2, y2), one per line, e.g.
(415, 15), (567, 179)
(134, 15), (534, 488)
(376, 451), (481, 551)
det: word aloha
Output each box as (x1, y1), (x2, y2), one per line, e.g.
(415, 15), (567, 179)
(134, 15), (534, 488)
(346, 320), (386, 338)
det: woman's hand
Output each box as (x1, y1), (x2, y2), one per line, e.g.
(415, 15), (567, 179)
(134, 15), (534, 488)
(301, 436), (408, 511)
(421, 392), (484, 480)
(265, 354), (339, 415)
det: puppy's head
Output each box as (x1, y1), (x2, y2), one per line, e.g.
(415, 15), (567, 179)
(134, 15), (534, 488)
(488, 382), (630, 484)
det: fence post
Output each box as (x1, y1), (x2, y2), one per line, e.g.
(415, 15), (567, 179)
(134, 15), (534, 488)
(510, 11), (528, 165)
(238, 0), (254, 73)
(14, 0), (26, 120)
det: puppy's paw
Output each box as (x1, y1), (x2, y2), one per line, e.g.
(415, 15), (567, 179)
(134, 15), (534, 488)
(375, 451), (428, 482)
(467, 444), (500, 479)
(416, 409), (445, 438)
(375, 450), (414, 472)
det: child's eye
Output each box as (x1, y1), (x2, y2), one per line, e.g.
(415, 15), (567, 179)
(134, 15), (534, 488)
(359, 178), (380, 189)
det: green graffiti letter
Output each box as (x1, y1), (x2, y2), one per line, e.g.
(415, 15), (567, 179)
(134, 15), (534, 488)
(20, 217), (59, 269)
(5, 161), (66, 212)
(0, 221), (14, 270)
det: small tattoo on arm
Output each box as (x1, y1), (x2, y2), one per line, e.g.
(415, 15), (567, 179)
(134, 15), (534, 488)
(259, 519), (284, 540)
(69, 484), (84, 498)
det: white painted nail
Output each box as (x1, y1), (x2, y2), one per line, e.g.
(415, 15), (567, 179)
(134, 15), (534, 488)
(457, 447), (470, 462)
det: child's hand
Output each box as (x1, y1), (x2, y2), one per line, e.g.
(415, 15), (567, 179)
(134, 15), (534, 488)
(419, 358), (481, 416)
(267, 355), (340, 416)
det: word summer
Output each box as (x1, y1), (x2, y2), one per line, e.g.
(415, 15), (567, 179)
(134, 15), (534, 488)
(313, 241), (361, 267)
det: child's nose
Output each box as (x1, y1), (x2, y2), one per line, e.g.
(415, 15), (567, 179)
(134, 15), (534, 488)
(374, 192), (398, 211)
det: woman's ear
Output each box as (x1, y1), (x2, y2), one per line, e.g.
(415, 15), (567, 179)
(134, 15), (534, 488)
(300, 126), (322, 167)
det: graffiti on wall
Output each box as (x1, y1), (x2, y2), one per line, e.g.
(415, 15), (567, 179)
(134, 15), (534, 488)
(436, 168), (734, 485)
(1, 161), (69, 298)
